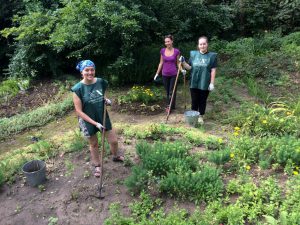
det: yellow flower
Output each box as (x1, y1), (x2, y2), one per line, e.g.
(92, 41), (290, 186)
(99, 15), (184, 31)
(293, 171), (299, 175)
(230, 153), (234, 158)
(262, 120), (267, 124)
(234, 132), (239, 136)
(234, 127), (240, 131)
(218, 138), (223, 143)
(286, 112), (292, 116)
(245, 165), (251, 171)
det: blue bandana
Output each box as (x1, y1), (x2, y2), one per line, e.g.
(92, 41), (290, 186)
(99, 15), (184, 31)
(76, 60), (95, 72)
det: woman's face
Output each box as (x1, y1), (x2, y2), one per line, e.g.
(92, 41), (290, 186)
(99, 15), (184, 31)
(164, 38), (173, 48)
(81, 66), (95, 81)
(198, 38), (208, 53)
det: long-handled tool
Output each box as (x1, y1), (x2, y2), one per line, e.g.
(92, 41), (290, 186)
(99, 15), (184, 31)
(166, 63), (182, 123)
(183, 72), (186, 110)
(97, 96), (107, 199)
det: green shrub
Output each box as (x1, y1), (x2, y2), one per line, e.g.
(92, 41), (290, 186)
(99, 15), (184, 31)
(219, 33), (298, 84)
(225, 100), (300, 137)
(207, 148), (231, 165)
(205, 136), (226, 150)
(159, 164), (223, 202)
(0, 79), (19, 101)
(225, 177), (282, 223)
(124, 166), (149, 194)
(126, 141), (223, 202)
(230, 135), (300, 169)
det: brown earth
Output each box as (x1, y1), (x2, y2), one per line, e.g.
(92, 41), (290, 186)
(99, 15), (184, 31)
(0, 80), (62, 118)
(0, 82), (202, 225)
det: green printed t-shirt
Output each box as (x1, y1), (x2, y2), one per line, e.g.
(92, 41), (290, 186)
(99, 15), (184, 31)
(71, 78), (112, 136)
(189, 51), (217, 90)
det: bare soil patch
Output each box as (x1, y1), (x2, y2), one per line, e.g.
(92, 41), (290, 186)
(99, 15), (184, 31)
(0, 149), (133, 225)
(0, 80), (61, 118)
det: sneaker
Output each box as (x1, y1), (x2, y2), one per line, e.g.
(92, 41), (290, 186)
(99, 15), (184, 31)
(198, 115), (204, 124)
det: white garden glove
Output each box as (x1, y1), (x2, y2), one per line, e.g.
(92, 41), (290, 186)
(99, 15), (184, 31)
(181, 69), (186, 76)
(179, 56), (185, 63)
(105, 98), (112, 106)
(95, 122), (105, 131)
(154, 74), (159, 81)
(208, 83), (214, 91)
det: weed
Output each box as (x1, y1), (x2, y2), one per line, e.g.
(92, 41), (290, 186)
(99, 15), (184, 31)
(123, 156), (134, 167)
(64, 159), (75, 177)
(38, 184), (46, 192)
(70, 190), (79, 201)
(48, 216), (58, 225)
(83, 170), (90, 179)
(14, 204), (22, 214)
(66, 130), (87, 153)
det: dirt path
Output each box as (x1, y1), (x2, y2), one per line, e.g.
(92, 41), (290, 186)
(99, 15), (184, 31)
(0, 89), (221, 225)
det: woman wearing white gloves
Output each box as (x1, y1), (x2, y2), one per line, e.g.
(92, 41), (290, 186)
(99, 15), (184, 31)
(71, 60), (124, 178)
(179, 36), (217, 123)
(154, 34), (181, 113)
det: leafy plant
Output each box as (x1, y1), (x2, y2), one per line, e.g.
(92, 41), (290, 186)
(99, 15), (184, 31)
(126, 141), (223, 202)
(118, 85), (163, 105)
(225, 100), (299, 137)
(0, 79), (19, 102)
(207, 148), (231, 165)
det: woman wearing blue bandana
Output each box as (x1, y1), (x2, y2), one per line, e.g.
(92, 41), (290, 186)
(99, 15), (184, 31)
(71, 60), (124, 178)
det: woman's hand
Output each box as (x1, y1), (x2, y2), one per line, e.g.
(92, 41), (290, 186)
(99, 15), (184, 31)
(105, 98), (112, 106)
(95, 122), (105, 131)
(208, 83), (214, 91)
(179, 56), (185, 62)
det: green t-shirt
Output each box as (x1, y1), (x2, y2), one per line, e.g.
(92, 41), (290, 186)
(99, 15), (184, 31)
(71, 78), (112, 136)
(189, 51), (217, 90)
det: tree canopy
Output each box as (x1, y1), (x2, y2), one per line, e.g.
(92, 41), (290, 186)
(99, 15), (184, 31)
(1, 0), (299, 82)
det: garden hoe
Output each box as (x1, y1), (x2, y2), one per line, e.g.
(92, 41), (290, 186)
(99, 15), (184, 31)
(165, 63), (182, 123)
(183, 70), (187, 110)
(96, 95), (107, 199)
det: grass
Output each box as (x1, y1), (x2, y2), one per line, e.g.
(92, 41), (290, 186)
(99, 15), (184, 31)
(0, 95), (73, 140)
(0, 129), (87, 185)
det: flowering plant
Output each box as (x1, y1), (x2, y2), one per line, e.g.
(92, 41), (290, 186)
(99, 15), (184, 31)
(118, 85), (163, 105)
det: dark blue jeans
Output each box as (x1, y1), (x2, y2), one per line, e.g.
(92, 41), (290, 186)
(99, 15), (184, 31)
(162, 75), (177, 109)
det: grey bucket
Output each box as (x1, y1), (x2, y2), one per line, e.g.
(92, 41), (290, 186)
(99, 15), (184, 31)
(184, 110), (200, 127)
(22, 160), (46, 187)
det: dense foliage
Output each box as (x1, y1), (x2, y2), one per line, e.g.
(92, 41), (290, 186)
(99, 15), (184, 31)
(1, 0), (299, 83)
